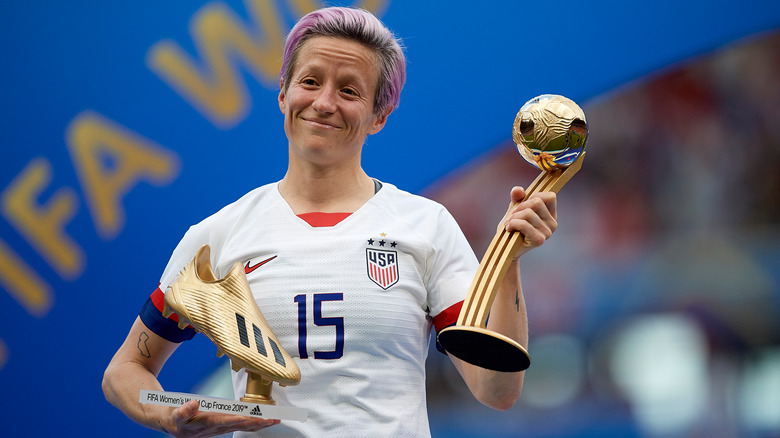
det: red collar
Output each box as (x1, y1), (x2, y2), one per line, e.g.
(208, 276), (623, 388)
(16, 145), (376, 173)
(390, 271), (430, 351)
(297, 212), (351, 227)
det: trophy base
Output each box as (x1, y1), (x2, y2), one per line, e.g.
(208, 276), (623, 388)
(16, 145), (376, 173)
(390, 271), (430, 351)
(240, 394), (275, 405)
(140, 390), (308, 421)
(437, 326), (530, 372)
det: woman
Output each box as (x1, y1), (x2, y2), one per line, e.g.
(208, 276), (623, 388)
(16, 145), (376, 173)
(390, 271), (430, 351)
(102, 7), (557, 437)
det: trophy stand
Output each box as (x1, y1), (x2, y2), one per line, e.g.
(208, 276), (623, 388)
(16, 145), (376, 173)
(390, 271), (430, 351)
(241, 371), (276, 405)
(438, 152), (585, 372)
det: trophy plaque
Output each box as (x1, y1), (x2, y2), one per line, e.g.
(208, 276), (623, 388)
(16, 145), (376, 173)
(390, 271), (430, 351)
(140, 244), (307, 421)
(438, 94), (588, 372)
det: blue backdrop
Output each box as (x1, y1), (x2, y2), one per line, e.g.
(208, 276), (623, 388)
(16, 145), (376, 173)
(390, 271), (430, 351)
(1, 1), (778, 436)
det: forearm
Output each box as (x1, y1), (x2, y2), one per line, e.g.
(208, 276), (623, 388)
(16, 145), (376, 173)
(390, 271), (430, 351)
(452, 261), (527, 410)
(104, 317), (282, 436)
(452, 188), (554, 409)
(102, 317), (178, 433)
(103, 359), (173, 432)
(485, 260), (528, 348)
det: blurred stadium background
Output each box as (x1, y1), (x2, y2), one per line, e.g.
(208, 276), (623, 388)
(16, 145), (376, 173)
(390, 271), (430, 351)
(1, 1), (778, 436)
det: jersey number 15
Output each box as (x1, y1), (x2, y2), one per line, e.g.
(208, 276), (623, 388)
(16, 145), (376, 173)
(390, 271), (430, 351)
(293, 293), (344, 359)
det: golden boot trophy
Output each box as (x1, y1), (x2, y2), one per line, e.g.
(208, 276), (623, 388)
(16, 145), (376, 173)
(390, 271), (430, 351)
(438, 95), (588, 372)
(149, 244), (305, 420)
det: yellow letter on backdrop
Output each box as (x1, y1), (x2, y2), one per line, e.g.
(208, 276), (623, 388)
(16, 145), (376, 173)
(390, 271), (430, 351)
(147, 0), (285, 128)
(66, 111), (180, 240)
(1, 158), (83, 279)
(0, 238), (53, 316)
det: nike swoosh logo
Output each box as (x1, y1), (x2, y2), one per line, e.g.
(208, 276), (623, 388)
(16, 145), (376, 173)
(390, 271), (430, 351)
(244, 255), (277, 274)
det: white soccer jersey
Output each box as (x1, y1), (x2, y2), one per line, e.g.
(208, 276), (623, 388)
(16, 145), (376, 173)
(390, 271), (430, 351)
(158, 181), (478, 437)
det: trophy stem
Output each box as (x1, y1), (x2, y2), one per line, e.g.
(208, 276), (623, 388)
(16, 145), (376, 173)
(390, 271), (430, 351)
(438, 153), (585, 372)
(241, 371), (276, 405)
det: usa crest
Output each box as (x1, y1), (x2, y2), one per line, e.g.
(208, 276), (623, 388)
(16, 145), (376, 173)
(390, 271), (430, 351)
(366, 248), (399, 290)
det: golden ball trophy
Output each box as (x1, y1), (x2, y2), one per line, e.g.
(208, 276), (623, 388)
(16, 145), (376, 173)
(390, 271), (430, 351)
(437, 94), (588, 372)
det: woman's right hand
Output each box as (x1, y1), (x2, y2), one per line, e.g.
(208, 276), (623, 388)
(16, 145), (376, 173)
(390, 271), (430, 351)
(164, 400), (280, 437)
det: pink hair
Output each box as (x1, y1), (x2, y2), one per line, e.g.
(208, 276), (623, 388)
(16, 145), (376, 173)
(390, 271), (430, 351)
(280, 7), (406, 115)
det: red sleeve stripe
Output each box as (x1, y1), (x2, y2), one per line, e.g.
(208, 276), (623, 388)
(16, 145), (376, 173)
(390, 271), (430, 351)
(150, 286), (191, 327)
(432, 300), (463, 333)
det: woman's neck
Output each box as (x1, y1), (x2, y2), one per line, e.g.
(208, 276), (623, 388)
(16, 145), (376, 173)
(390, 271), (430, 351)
(278, 166), (375, 215)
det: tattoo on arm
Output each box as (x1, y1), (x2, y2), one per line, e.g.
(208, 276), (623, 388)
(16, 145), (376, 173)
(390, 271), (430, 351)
(515, 289), (520, 312)
(137, 331), (151, 358)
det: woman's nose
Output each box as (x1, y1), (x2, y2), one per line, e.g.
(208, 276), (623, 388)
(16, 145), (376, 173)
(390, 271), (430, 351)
(311, 87), (337, 114)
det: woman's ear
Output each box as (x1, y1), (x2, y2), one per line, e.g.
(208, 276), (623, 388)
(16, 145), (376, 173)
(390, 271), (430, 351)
(278, 79), (286, 113)
(369, 109), (391, 135)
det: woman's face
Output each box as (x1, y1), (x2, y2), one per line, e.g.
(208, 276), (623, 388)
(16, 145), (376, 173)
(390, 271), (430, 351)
(279, 36), (388, 169)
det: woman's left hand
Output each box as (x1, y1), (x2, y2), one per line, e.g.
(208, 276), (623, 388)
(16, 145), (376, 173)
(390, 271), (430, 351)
(502, 186), (558, 259)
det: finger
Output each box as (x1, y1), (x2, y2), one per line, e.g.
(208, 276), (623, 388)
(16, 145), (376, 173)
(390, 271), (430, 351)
(530, 193), (558, 230)
(507, 195), (556, 229)
(504, 202), (556, 246)
(503, 187), (527, 220)
(202, 415), (278, 434)
(510, 186), (526, 204)
(535, 191), (557, 220)
(515, 194), (557, 227)
(505, 215), (552, 245)
(173, 400), (200, 425)
(176, 411), (278, 436)
(236, 418), (281, 432)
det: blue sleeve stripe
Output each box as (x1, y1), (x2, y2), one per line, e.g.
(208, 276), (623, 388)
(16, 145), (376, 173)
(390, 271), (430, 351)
(138, 297), (197, 343)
